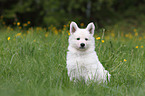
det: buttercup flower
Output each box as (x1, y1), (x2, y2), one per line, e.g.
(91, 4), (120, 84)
(23, 23), (27, 27)
(125, 34), (129, 37)
(135, 32), (138, 36)
(101, 40), (104, 43)
(63, 25), (67, 28)
(136, 46), (138, 48)
(17, 22), (20, 26)
(16, 33), (21, 37)
(8, 37), (10, 40)
(124, 59), (127, 62)
(133, 29), (137, 32)
(45, 33), (49, 37)
(19, 27), (22, 29)
(96, 37), (101, 40)
(27, 21), (31, 24)
(2, 22), (5, 25)
(80, 23), (84, 27)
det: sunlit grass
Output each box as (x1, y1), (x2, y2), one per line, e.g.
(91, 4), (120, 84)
(0, 24), (145, 96)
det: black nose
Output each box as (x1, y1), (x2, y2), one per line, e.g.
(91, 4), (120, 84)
(80, 43), (85, 47)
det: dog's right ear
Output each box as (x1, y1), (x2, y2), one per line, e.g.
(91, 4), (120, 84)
(70, 22), (78, 35)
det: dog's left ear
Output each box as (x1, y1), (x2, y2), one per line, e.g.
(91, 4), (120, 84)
(86, 22), (95, 35)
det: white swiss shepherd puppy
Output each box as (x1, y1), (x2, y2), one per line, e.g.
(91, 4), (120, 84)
(66, 21), (111, 83)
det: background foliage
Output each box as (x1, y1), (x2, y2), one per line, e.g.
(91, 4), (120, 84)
(0, 0), (145, 27)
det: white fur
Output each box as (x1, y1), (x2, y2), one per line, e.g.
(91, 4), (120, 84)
(66, 21), (111, 83)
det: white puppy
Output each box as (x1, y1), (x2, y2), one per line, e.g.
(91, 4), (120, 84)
(66, 21), (111, 83)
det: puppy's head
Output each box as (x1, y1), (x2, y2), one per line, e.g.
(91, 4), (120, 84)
(68, 22), (95, 52)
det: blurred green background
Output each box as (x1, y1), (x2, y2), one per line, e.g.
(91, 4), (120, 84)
(0, 0), (145, 28)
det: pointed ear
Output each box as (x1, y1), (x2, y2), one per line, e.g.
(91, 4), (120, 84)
(70, 21), (78, 35)
(86, 22), (95, 35)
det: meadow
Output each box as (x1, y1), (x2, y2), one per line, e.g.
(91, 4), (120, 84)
(0, 22), (145, 96)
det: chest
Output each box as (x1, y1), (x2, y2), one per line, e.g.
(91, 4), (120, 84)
(67, 52), (98, 67)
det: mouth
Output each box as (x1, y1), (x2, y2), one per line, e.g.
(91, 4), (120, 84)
(79, 46), (85, 49)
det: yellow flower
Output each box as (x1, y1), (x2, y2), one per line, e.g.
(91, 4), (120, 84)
(96, 37), (101, 40)
(111, 33), (115, 37)
(2, 22), (5, 25)
(16, 33), (22, 37)
(13, 22), (16, 25)
(33, 40), (36, 42)
(54, 30), (58, 35)
(8, 37), (10, 40)
(27, 21), (31, 24)
(124, 59), (127, 62)
(125, 34), (129, 37)
(136, 46), (138, 48)
(141, 46), (143, 48)
(45, 33), (49, 37)
(19, 26), (22, 29)
(36, 27), (41, 31)
(0, 15), (3, 19)
(101, 40), (104, 43)
(17, 22), (20, 26)
(10, 28), (13, 31)
(63, 25), (67, 28)
(68, 33), (70, 35)
(29, 27), (32, 30)
(139, 37), (142, 41)
(23, 23), (27, 27)
(48, 26), (51, 29)
(135, 32), (138, 36)
(66, 30), (69, 33)
(80, 23), (84, 27)
(133, 29), (137, 32)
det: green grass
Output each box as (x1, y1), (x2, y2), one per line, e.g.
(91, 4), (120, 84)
(0, 28), (145, 96)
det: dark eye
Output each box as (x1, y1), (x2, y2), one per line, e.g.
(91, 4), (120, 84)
(77, 38), (80, 40)
(85, 38), (88, 41)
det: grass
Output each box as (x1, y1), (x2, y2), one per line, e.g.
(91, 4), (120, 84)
(0, 25), (145, 96)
